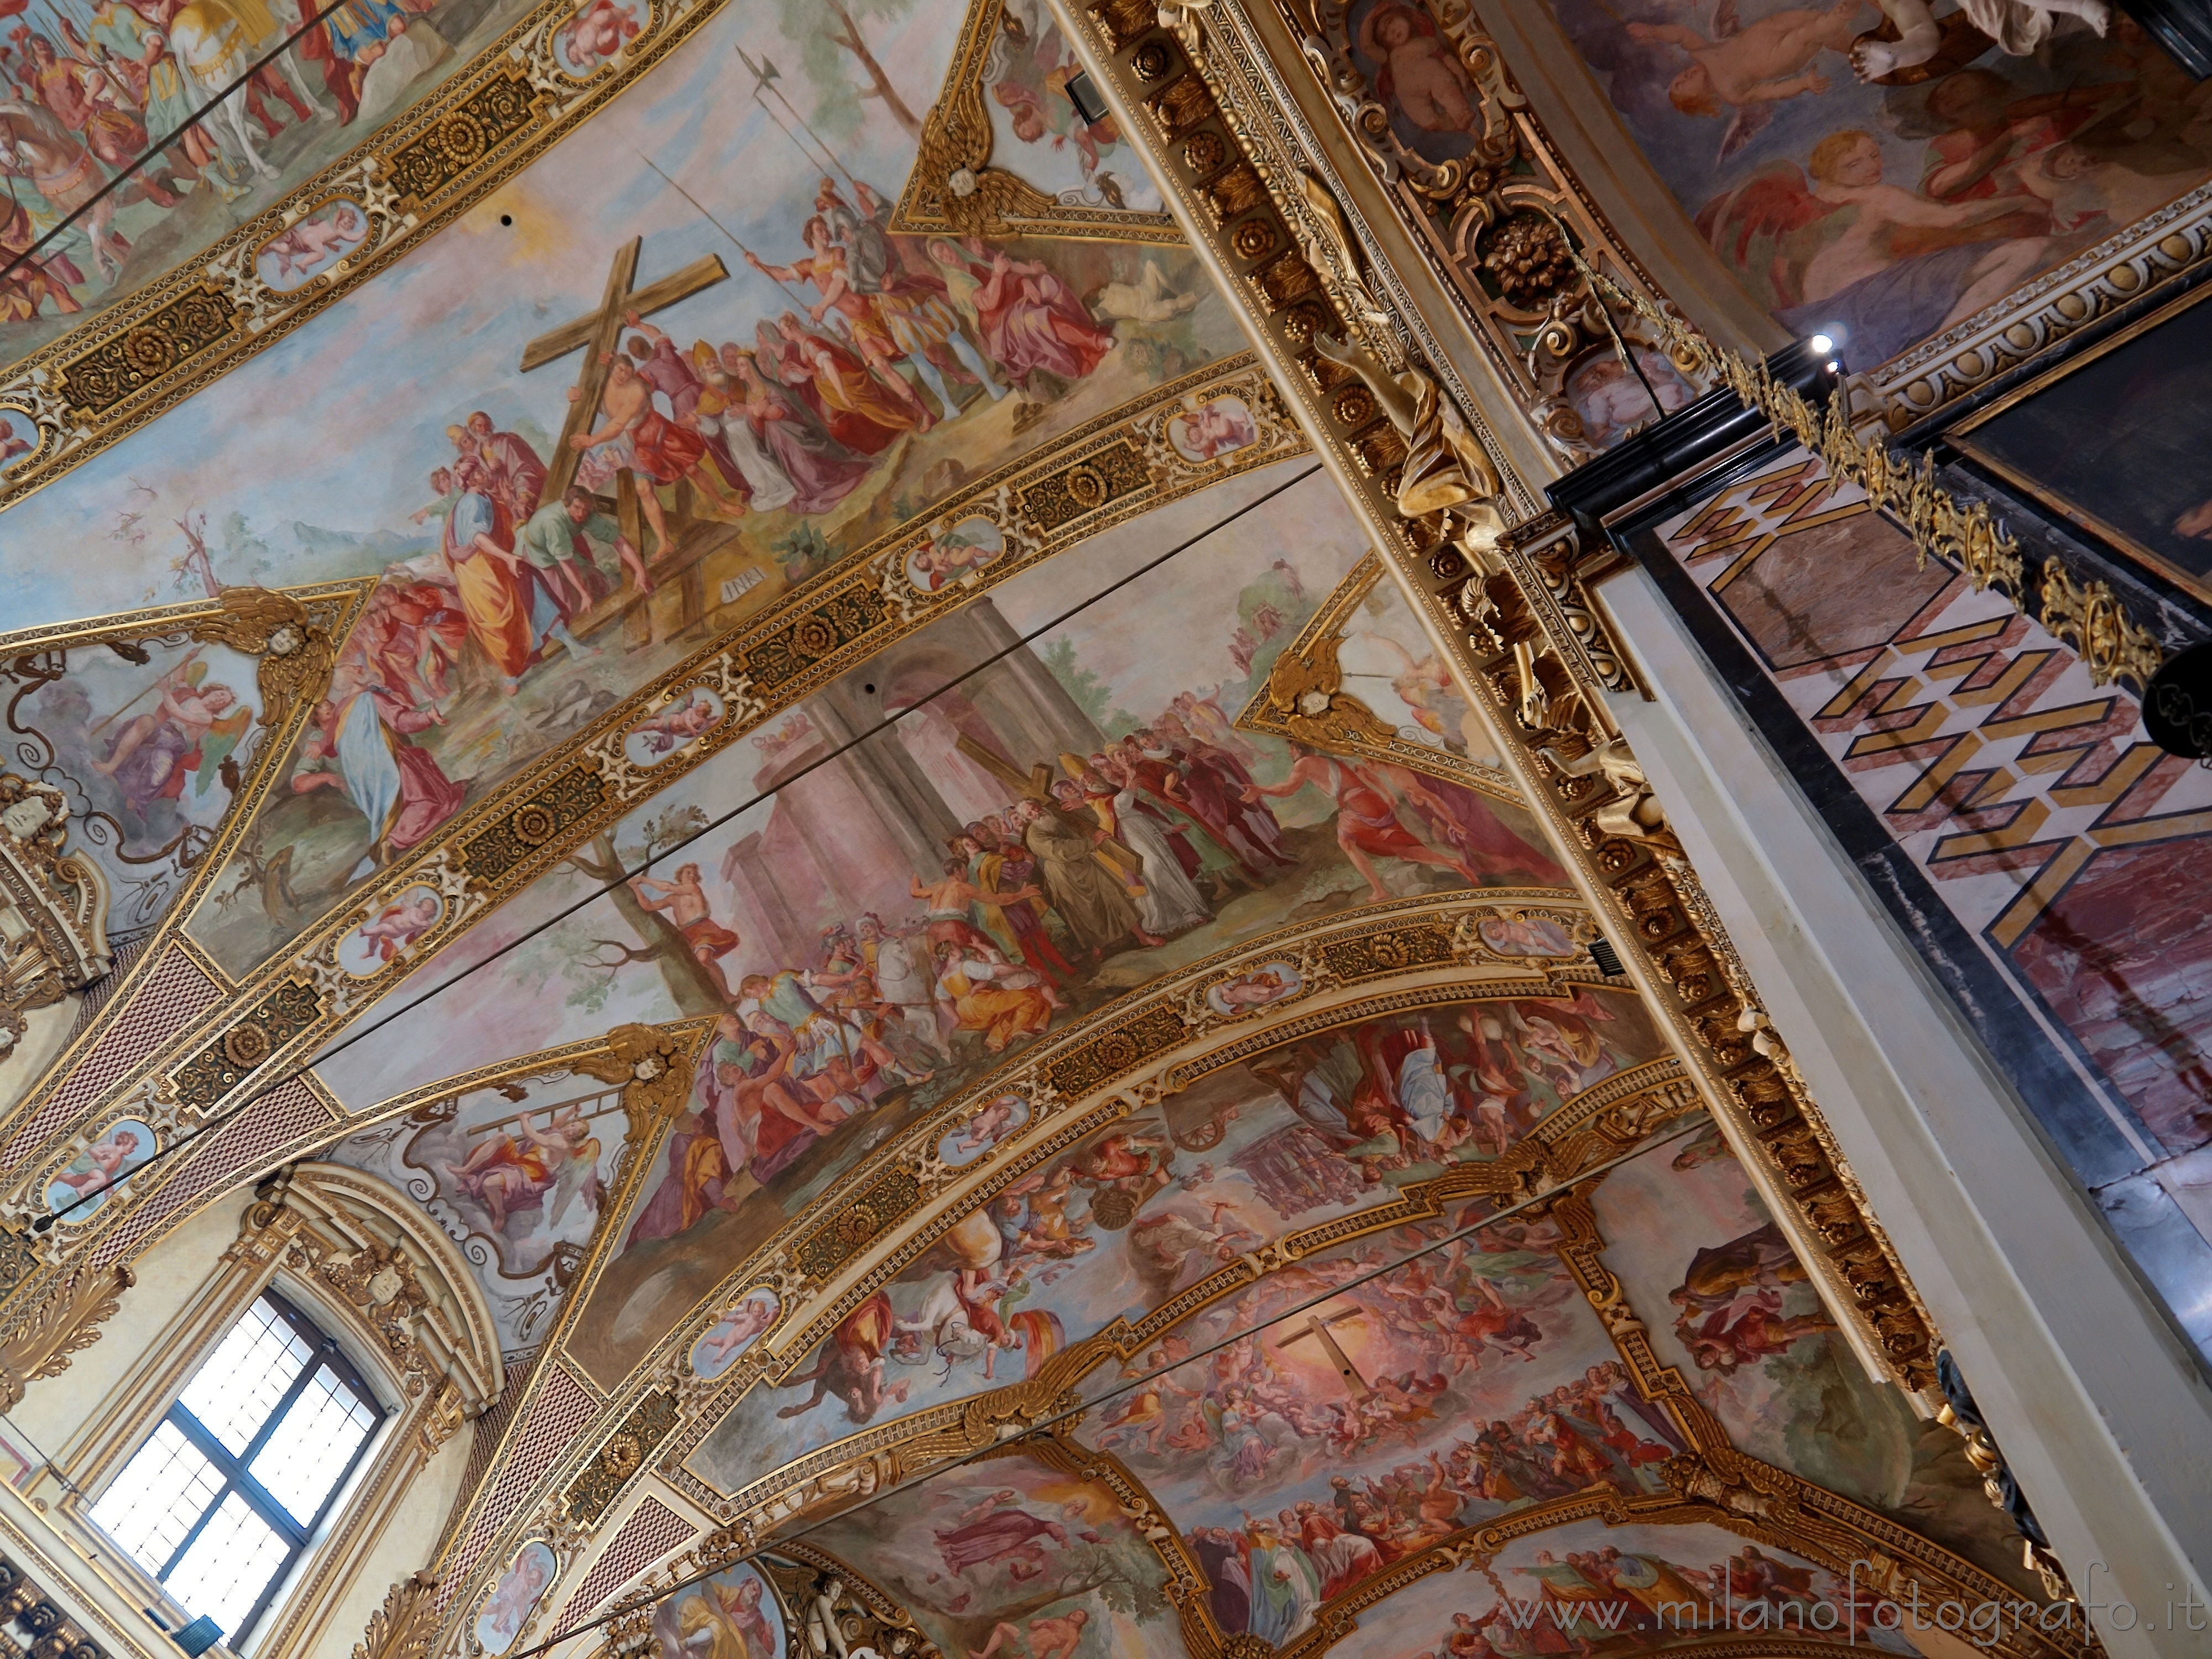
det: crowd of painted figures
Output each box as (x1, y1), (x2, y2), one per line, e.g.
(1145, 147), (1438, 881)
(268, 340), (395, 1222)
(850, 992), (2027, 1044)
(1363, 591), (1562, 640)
(283, 180), (1130, 880)
(1397, 1543), (1890, 1658)
(0, 0), (422, 321)
(628, 708), (1313, 1239)
(631, 681), (1576, 1246)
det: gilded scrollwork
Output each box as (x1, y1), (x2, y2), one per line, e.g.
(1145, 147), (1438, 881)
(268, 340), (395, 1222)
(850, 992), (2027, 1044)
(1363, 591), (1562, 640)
(352, 1573), (441, 1659)
(1285, 0), (1715, 462)
(0, 1259), (133, 1410)
(1067, 0), (1942, 1401)
(0, 774), (114, 1061)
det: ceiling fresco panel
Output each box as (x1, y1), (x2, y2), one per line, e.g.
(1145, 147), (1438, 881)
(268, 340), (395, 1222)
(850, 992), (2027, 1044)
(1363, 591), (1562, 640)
(684, 987), (1666, 1496)
(0, 361), (1279, 1244)
(302, 460), (1322, 1110)
(1536, 0), (2212, 374)
(280, 463), (1566, 1396)
(1328, 1516), (1923, 1654)
(1591, 1125), (2044, 1599)
(803, 1445), (1192, 1659)
(0, 0), (552, 371)
(0, 580), (371, 1127)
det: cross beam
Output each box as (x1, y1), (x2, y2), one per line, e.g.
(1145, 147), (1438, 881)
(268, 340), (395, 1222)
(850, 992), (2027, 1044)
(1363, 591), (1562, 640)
(518, 238), (730, 502)
(1277, 1306), (1370, 1397)
(955, 733), (1139, 872)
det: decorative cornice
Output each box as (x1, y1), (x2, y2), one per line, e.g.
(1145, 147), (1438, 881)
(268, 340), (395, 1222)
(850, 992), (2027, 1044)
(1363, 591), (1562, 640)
(1865, 182), (2212, 430)
(1582, 264), (2166, 701)
(1061, 0), (1942, 1396)
(0, 361), (1302, 1262)
(0, 0), (728, 513)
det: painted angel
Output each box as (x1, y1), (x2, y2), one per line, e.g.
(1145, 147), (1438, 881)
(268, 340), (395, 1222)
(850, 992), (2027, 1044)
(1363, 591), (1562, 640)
(1697, 127), (2047, 367)
(1358, 1), (1481, 134)
(1357, 630), (1473, 747)
(91, 656), (249, 815)
(1627, 1), (1866, 162)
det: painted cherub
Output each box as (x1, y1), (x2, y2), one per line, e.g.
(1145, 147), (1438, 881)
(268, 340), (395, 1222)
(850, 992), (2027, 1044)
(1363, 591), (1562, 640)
(263, 203), (363, 281)
(630, 690), (717, 755)
(696, 1295), (777, 1368)
(1852, 0), (2110, 81)
(953, 1095), (1023, 1156)
(1630, 1), (1866, 159)
(354, 891), (440, 963)
(1358, 2), (1481, 133)
(562, 0), (639, 65)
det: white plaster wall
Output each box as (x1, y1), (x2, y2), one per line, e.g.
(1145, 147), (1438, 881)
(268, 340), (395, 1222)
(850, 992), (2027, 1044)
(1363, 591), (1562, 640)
(1600, 566), (2212, 1656)
(11, 1187), (252, 1463)
(300, 1428), (468, 1659)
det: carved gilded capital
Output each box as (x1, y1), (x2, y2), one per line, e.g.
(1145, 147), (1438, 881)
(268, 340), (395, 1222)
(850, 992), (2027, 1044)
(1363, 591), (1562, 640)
(0, 1260), (133, 1411)
(185, 587), (340, 733)
(0, 771), (115, 1060)
(352, 1572), (439, 1659)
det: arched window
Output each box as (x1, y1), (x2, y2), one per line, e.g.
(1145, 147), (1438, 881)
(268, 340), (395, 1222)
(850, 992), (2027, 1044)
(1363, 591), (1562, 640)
(87, 1290), (385, 1648)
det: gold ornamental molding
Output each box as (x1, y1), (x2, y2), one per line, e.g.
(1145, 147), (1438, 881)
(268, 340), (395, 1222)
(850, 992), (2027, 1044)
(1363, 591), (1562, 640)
(0, 581), (368, 1108)
(0, 0), (723, 514)
(416, 888), (1610, 1637)
(0, 360), (1302, 1245)
(0, 1259), (132, 1409)
(1281, 0), (1719, 465)
(1058, 0), (1941, 1397)
(1862, 181), (2212, 428)
(1584, 265), (2166, 696)
(891, 0), (1182, 244)
(649, 1155), (2081, 1659)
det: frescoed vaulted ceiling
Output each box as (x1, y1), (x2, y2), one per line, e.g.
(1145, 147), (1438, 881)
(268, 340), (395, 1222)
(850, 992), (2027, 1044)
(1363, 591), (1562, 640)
(0, 1), (2128, 1656)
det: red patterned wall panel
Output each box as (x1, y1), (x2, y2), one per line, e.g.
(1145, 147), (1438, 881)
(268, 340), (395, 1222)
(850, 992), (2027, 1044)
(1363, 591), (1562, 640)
(433, 1361), (598, 1618)
(551, 1499), (693, 1636)
(4, 949), (221, 1171)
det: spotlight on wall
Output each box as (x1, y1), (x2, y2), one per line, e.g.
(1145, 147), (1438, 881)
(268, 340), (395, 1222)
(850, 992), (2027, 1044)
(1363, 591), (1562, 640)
(1808, 333), (1835, 356)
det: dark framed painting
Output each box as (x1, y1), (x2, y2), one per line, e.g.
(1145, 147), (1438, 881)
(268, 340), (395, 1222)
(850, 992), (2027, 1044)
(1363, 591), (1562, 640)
(1953, 280), (2212, 608)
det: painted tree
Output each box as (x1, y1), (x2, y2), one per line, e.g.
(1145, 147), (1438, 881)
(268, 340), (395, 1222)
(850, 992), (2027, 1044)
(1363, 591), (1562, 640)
(560, 805), (726, 1015)
(774, 0), (922, 141)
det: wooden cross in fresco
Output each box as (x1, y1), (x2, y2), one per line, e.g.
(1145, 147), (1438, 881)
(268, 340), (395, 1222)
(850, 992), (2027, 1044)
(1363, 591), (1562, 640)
(954, 733), (1139, 870)
(1276, 1306), (1371, 1398)
(518, 236), (731, 508)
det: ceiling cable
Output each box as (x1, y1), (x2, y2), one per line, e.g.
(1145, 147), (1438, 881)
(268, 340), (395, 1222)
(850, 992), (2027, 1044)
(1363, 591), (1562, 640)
(30, 461), (1321, 1231)
(495, 1118), (1710, 1659)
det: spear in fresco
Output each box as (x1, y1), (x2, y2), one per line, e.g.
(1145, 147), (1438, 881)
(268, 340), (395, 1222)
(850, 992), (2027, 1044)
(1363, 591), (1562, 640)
(735, 45), (862, 194)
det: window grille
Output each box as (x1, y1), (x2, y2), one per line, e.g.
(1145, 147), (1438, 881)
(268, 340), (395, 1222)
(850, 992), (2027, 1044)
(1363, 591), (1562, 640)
(90, 1292), (384, 1648)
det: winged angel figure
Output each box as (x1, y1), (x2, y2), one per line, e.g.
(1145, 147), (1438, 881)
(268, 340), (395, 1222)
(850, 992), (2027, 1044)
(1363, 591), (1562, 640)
(1624, 1), (1867, 163)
